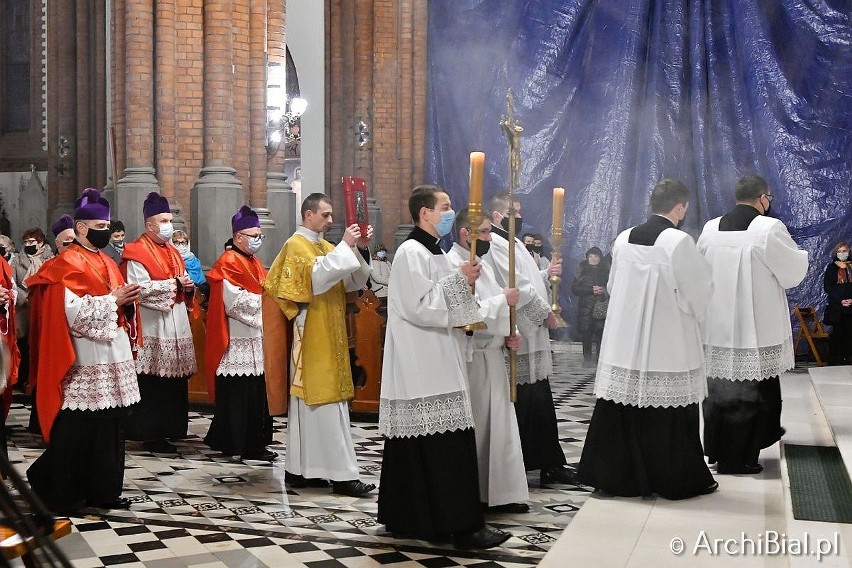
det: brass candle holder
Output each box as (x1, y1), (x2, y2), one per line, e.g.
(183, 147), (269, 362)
(548, 228), (567, 328)
(460, 203), (487, 333)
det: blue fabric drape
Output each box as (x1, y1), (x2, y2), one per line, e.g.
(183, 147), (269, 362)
(425, 0), (852, 336)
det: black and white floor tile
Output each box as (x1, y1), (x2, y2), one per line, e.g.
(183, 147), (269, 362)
(6, 344), (595, 567)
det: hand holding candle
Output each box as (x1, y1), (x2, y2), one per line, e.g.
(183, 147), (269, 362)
(552, 187), (565, 231)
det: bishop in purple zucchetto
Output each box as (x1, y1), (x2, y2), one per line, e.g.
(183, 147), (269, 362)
(51, 214), (74, 238)
(74, 188), (111, 221)
(232, 205), (260, 233)
(143, 192), (171, 220)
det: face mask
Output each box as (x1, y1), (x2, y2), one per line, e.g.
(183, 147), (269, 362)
(175, 244), (191, 258)
(474, 239), (491, 258)
(501, 215), (523, 235)
(247, 236), (263, 254)
(111, 239), (124, 250)
(838, 252), (849, 262)
(157, 222), (174, 241)
(763, 202), (771, 216)
(61, 240), (73, 250)
(377, 251), (387, 260)
(24, 245), (38, 256)
(0, 247), (7, 259)
(525, 243), (536, 254)
(433, 209), (456, 238)
(534, 245), (543, 255)
(87, 227), (112, 249)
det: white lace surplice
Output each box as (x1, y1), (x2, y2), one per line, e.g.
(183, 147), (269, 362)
(216, 279), (264, 377)
(595, 228), (711, 408)
(698, 216), (808, 382)
(484, 232), (552, 384)
(125, 260), (197, 377)
(379, 240), (475, 438)
(62, 289), (140, 410)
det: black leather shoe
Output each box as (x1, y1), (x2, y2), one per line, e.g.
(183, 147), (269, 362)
(717, 463), (763, 475)
(487, 502), (529, 514)
(285, 472), (331, 488)
(92, 497), (132, 510)
(242, 450), (278, 462)
(540, 466), (580, 485)
(697, 482), (719, 495)
(332, 480), (376, 497)
(453, 526), (511, 549)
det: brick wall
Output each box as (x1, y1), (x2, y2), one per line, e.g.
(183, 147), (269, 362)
(326, 1), (428, 250)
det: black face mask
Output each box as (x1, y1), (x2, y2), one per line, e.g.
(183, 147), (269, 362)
(86, 228), (112, 249)
(763, 202), (771, 216)
(0, 247), (6, 259)
(24, 245), (38, 256)
(534, 245), (544, 255)
(473, 239), (491, 258)
(525, 243), (536, 254)
(501, 215), (523, 235)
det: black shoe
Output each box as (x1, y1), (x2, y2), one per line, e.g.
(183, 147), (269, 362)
(779, 427), (787, 438)
(285, 472), (331, 488)
(242, 450), (278, 462)
(91, 497), (132, 510)
(540, 466), (580, 485)
(332, 480), (376, 497)
(453, 526), (511, 549)
(143, 439), (178, 454)
(592, 488), (615, 498)
(697, 482), (719, 496)
(717, 463), (763, 475)
(487, 502), (529, 514)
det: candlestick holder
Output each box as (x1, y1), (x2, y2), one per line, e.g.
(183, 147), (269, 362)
(460, 203), (487, 334)
(548, 228), (567, 328)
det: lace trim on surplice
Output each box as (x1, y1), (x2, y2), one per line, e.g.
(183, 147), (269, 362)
(135, 335), (197, 377)
(61, 359), (141, 410)
(595, 363), (706, 408)
(69, 294), (118, 341)
(379, 390), (474, 438)
(704, 337), (794, 382)
(216, 336), (265, 377)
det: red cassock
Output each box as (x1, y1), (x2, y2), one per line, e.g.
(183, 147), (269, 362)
(0, 257), (20, 420)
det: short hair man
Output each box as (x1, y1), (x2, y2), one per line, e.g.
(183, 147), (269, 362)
(121, 193), (196, 454)
(104, 220), (126, 265)
(698, 174), (808, 474)
(378, 185), (509, 548)
(484, 191), (576, 485)
(265, 193), (376, 497)
(26, 188), (141, 513)
(578, 179), (717, 499)
(447, 208), (528, 513)
(51, 215), (75, 253)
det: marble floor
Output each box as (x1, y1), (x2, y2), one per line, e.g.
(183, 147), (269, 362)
(5, 343), (595, 567)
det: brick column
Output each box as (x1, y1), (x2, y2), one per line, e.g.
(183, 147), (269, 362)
(249, 0), (267, 208)
(191, 0), (244, 268)
(115, 0), (160, 241)
(155, 0), (177, 202)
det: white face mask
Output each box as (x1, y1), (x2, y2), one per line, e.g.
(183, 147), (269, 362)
(377, 251), (387, 260)
(839, 251), (849, 262)
(247, 236), (263, 254)
(175, 243), (190, 258)
(157, 221), (174, 241)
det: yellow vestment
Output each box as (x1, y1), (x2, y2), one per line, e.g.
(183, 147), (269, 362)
(264, 234), (355, 406)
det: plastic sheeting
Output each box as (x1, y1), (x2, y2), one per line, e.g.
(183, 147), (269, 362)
(425, 0), (852, 338)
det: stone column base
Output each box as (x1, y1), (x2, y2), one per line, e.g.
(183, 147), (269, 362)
(191, 166), (244, 269)
(394, 223), (415, 252)
(115, 167), (161, 241)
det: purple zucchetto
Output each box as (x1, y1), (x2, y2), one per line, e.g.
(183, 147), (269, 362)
(143, 192), (171, 219)
(73, 188), (111, 221)
(51, 214), (74, 237)
(232, 205), (260, 233)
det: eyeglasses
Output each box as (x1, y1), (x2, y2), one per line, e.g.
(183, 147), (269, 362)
(238, 232), (264, 240)
(173, 241), (189, 246)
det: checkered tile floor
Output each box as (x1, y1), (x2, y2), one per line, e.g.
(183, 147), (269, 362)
(5, 344), (595, 567)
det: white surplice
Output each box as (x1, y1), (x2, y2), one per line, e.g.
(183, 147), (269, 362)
(447, 243), (529, 506)
(125, 260), (196, 377)
(697, 215), (808, 381)
(216, 280), (264, 377)
(286, 226), (372, 481)
(379, 239), (475, 439)
(484, 231), (552, 384)
(595, 228), (712, 408)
